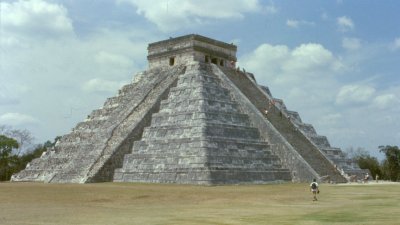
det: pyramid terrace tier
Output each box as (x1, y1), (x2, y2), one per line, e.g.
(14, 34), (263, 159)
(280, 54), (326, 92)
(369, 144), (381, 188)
(176, 71), (223, 84)
(119, 154), (283, 170)
(141, 124), (262, 140)
(131, 137), (273, 153)
(167, 84), (233, 102)
(114, 136), (290, 184)
(150, 111), (252, 127)
(114, 168), (291, 185)
(159, 98), (242, 114)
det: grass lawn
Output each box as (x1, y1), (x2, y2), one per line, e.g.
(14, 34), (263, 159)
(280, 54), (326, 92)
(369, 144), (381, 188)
(0, 182), (399, 225)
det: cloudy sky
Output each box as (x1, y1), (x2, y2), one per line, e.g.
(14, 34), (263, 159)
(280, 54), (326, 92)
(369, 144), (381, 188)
(1, 0), (399, 158)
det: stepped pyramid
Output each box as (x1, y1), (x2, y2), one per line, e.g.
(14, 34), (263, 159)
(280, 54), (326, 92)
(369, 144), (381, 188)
(113, 62), (291, 184)
(12, 34), (364, 184)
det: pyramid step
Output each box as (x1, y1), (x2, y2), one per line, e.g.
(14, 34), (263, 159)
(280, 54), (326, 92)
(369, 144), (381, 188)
(176, 73), (221, 85)
(151, 112), (250, 127)
(286, 110), (302, 124)
(309, 135), (331, 148)
(49, 173), (86, 183)
(141, 124), (261, 140)
(167, 88), (232, 102)
(159, 98), (241, 114)
(131, 139), (270, 154)
(24, 157), (69, 170)
(177, 78), (225, 90)
(297, 123), (317, 135)
(59, 131), (108, 144)
(160, 95), (238, 107)
(89, 107), (119, 118)
(170, 84), (231, 96)
(73, 120), (118, 133)
(103, 96), (124, 109)
(115, 168), (291, 184)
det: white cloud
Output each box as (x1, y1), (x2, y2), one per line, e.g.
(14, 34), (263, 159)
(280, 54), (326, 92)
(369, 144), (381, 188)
(95, 51), (133, 68)
(286, 19), (314, 28)
(336, 84), (376, 105)
(392, 37), (400, 50)
(239, 42), (346, 111)
(240, 43), (342, 78)
(82, 78), (127, 93)
(118, 0), (267, 31)
(342, 37), (361, 50)
(239, 42), (367, 152)
(337, 16), (354, 32)
(239, 42), (345, 126)
(239, 43), (289, 76)
(0, 113), (39, 126)
(0, 0), (74, 45)
(1, 18), (153, 142)
(318, 113), (342, 126)
(372, 94), (399, 109)
(283, 43), (339, 73)
(263, 4), (278, 14)
(286, 20), (299, 28)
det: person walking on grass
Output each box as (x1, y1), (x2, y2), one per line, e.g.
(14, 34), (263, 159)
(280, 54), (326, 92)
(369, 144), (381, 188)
(310, 178), (319, 201)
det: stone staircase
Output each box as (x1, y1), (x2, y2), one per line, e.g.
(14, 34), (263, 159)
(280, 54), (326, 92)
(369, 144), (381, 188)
(286, 109), (369, 180)
(219, 67), (347, 183)
(114, 62), (291, 184)
(11, 66), (185, 183)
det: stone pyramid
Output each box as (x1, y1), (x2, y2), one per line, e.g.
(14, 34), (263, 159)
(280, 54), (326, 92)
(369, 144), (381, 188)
(12, 34), (363, 184)
(113, 62), (291, 184)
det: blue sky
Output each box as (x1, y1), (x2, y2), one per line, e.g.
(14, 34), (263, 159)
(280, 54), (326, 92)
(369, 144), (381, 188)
(1, 0), (399, 158)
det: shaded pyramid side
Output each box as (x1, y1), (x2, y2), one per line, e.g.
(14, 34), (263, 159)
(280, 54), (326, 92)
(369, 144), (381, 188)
(219, 66), (347, 183)
(114, 62), (291, 184)
(285, 110), (369, 180)
(11, 66), (185, 183)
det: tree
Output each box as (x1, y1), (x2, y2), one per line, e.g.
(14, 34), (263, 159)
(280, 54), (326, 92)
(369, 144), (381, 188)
(8, 129), (34, 155)
(345, 147), (381, 179)
(379, 145), (400, 181)
(356, 155), (382, 180)
(0, 125), (34, 155)
(0, 135), (19, 181)
(6, 136), (61, 180)
(0, 125), (61, 181)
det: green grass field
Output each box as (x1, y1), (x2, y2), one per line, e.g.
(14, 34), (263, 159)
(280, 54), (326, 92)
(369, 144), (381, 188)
(0, 182), (399, 225)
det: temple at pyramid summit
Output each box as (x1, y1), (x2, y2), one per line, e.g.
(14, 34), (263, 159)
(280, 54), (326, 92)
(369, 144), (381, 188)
(12, 34), (367, 184)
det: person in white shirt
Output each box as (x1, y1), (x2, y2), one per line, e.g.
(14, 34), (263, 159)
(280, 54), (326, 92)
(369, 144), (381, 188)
(310, 178), (319, 201)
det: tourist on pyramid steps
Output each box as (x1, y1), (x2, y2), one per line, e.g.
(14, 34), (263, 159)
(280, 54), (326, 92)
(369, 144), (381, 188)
(310, 179), (319, 201)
